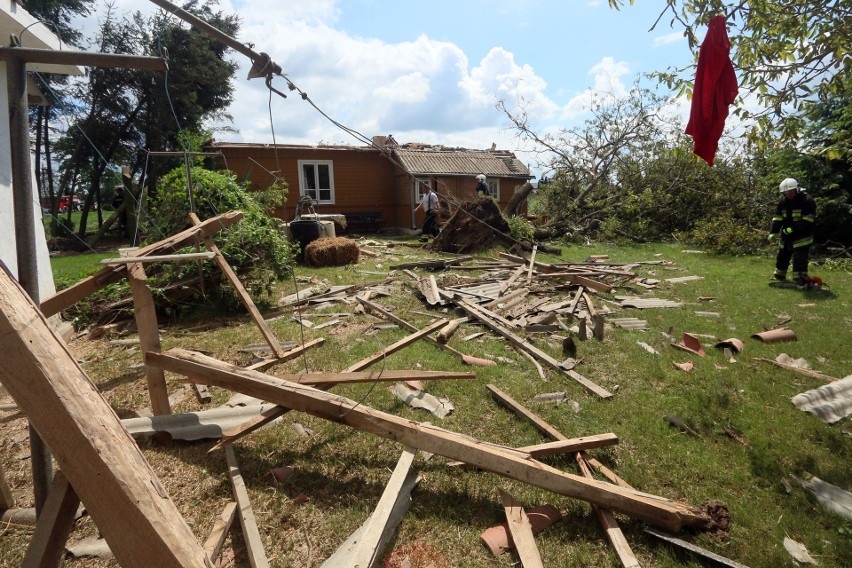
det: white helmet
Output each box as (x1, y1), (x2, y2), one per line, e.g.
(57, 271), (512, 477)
(779, 178), (802, 193)
(476, 174), (486, 183)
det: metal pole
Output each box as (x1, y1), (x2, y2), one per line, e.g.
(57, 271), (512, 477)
(6, 53), (52, 515)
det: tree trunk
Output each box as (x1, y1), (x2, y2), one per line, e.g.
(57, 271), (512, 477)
(503, 182), (534, 217)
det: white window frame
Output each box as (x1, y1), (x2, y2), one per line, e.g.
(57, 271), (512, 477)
(487, 179), (500, 200)
(297, 160), (335, 204)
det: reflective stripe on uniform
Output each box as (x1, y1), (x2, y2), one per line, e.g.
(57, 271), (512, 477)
(772, 216), (783, 221)
(793, 237), (813, 248)
(802, 215), (814, 223)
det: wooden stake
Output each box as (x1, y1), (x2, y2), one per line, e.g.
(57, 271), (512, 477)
(22, 471), (80, 568)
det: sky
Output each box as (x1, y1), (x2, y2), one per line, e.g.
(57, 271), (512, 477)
(77, 0), (702, 178)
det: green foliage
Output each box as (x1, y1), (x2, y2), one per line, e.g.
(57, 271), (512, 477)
(507, 215), (534, 242)
(142, 166), (294, 311)
(686, 212), (767, 255)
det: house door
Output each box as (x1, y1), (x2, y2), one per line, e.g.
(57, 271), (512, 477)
(410, 178), (431, 230)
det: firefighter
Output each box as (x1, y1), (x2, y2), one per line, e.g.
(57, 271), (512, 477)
(768, 177), (816, 289)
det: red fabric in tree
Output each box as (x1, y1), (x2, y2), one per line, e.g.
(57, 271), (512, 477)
(685, 15), (739, 166)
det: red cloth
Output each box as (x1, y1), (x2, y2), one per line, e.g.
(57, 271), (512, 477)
(685, 16), (738, 166)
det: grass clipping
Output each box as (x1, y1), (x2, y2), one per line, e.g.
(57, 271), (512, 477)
(304, 236), (360, 266)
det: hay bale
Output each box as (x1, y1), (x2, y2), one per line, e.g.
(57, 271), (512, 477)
(304, 237), (360, 266)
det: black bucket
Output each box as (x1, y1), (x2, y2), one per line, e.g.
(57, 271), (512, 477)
(289, 219), (321, 258)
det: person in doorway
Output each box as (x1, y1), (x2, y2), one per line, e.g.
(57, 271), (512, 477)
(475, 174), (489, 197)
(413, 183), (440, 238)
(768, 177), (816, 289)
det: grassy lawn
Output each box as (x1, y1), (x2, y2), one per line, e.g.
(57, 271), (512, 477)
(1, 240), (849, 567)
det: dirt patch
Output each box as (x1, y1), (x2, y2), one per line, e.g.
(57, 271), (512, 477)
(698, 499), (731, 540)
(382, 540), (451, 568)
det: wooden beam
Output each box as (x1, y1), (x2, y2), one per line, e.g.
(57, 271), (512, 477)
(0, 47), (167, 71)
(536, 273), (613, 293)
(149, 348), (709, 531)
(0, 263), (211, 567)
(501, 491), (544, 568)
(350, 448), (417, 568)
(487, 384), (565, 440)
(343, 319), (448, 372)
(456, 298), (612, 399)
(246, 338), (325, 372)
(189, 213), (286, 358)
(203, 501), (238, 561)
(224, 446), (270, 568)
(22, 471), (80, 568)
(40, 211), (243, 317)
(127, 261), (171, 416)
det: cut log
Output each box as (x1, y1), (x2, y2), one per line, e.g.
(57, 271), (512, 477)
(150, 348), (709, 532)
(0, 262), (211, 568)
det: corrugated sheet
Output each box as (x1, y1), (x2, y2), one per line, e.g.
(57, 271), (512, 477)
(791, 375), (852, 424)
(394, 148), (531, 178)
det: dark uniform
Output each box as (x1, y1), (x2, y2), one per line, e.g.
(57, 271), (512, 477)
(770, 191), (815, 285)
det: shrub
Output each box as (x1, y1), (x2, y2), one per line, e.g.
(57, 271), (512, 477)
(686, 213), (767, 255)
(507, 215), (534, 242)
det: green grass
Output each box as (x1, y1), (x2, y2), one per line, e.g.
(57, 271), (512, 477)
(49, 251), (114, 291)
(1, 239), (849, 567)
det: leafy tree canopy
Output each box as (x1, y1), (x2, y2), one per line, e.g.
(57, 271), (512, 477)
(610, 1), (851, 147)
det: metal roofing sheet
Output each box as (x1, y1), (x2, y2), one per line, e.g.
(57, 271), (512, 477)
(394, 149), (531, 178)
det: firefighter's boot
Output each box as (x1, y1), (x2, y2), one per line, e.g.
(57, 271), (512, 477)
(795, 272), (809, 290)
(773, 270), (787, 281)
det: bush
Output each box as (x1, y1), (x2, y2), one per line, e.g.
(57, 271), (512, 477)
(686, 213), (767, 255)
(507, 215), (534, 242)
(140, 167), (295, 312)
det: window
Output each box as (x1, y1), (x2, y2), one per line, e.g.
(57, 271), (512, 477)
(298, 160), (335, 204)
(487, 179), (500, 200)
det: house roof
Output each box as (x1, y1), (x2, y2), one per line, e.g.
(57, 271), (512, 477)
(0, 0), (84, 75)
(393, 147), (532, 179)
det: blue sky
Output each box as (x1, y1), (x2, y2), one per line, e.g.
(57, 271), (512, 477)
(87, 1), (700, 176)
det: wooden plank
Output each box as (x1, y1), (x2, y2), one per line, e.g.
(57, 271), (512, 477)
(246, 338), (326, 372)
(322, 468), (420, 568)
(350, 448), (417, 568)
(100, 252), (217, 264)
(456, 298), (612, 398)
(150, 348), (709, 531)
(0, 262), (210, 567)
(644, 527), (750, 568)
(356, 296), (494, 367)
(40, 210), (243, 317)
(437, 317), (465, 344)
(498, 265), (526, 296)
(487, 384), (565, 440)
(127, 262), (171, 416)
(501, 491), (545, 568)
(537, 272), (613, 293)
(518, 434), (619, 458)
(224, 445), (270, 568)
(343, 319), (448, 372)
(577, 455), (640, 568)
(203, 501), (238, 560)
(189, 212), (286, 359)
(22, 470), (80, 568)
(525, 245), (538, 286)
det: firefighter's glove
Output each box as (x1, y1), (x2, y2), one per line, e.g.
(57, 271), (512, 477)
(783, 227), (794, 235)
(767, 233), (776, 241)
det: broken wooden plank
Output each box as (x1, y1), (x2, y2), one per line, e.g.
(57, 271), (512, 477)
(246, 338), (326, 372)
(40, 211), (243, 317)
(517, 434), (619, 458)
(501, 491), (545, 568)
(203, 501), (238, 561)
(356, 296), (494, 367)
(525, 245), (538, 286)
(644, 527), (749, 568)
(577, 455), (641, 568)
(437, 317), (466, 344)
(151, 349), (708, 531)
(224, 445), (269, 568)
(350, 448), (417, 568)
(0, 261), (211, 567)
(22, 470), (80, 568)
(322, 467), (420, 568)
(456, 299), (612, 398)
(189, 212), (286, 359)
(99, 252), (217, 264)
(343, 319), (449, 372)
(537, 272), (613, 293)
(487, 384), (567, 441)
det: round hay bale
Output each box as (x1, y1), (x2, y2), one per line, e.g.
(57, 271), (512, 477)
(304, 237), (360, 266)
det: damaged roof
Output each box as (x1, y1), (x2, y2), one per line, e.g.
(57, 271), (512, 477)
(393, 147), (533, 179)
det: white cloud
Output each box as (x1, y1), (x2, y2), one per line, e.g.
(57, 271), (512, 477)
(654, 32), (685, 47)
